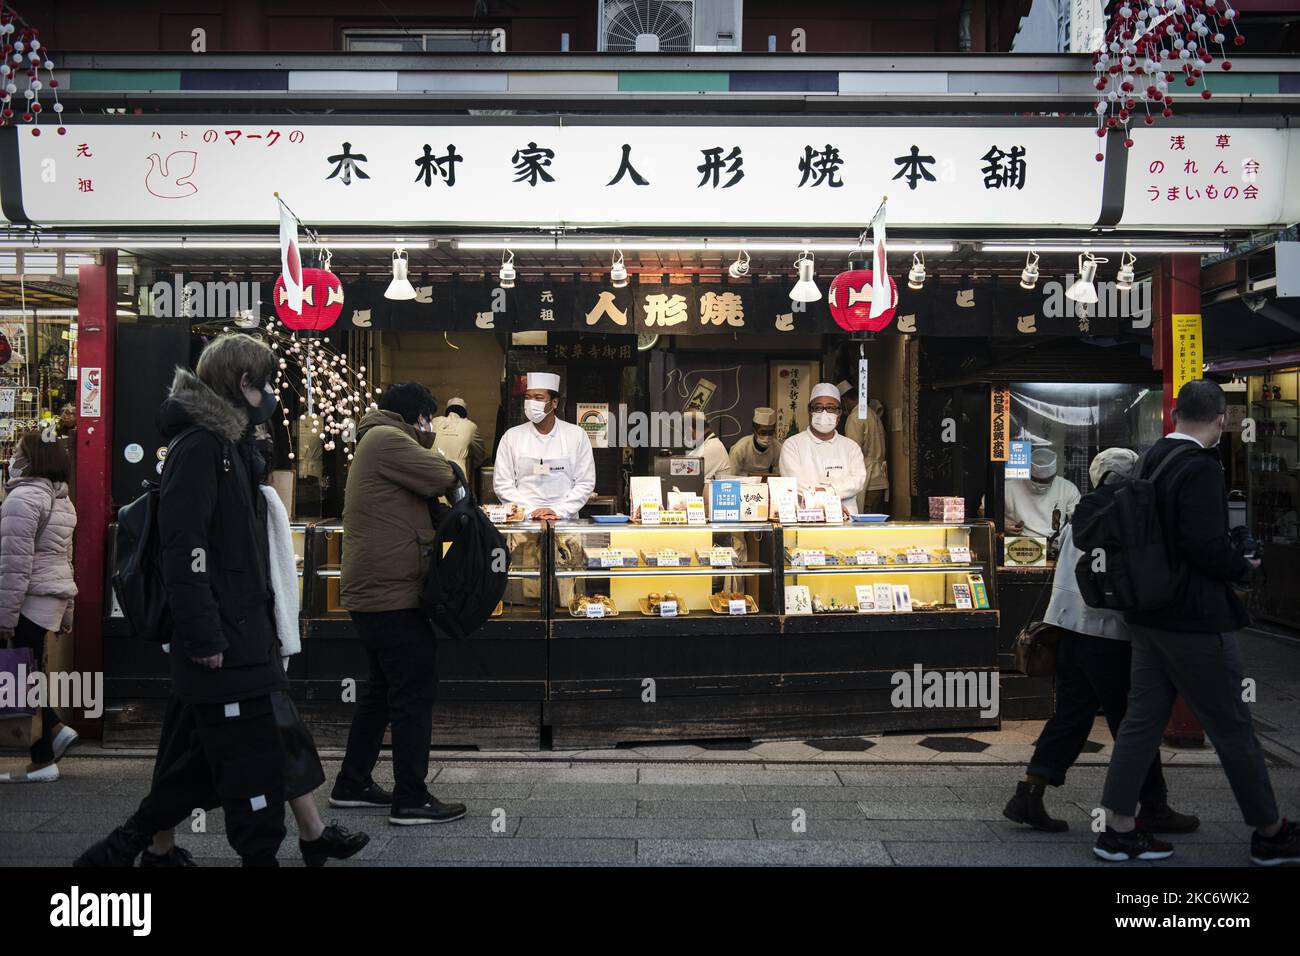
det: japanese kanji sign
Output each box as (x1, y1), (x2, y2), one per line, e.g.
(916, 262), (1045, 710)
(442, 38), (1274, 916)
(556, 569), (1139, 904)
(990, 386), (1010, 462)
(17, 120), (1112, 227)
(1170, 313), (1204, 396)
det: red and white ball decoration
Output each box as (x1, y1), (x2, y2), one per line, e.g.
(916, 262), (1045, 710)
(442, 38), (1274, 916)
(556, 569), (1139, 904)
(0, 4), (66, 136)
(827, 268), (899, 334)
(1092, 1), (1245, 161)
(273, 266), (345, 333)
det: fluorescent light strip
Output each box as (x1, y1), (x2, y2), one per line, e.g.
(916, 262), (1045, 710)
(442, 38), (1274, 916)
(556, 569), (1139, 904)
(0, 239), (432, 250)
(455, 239), (955, 254)
(0, 309), (137, 317)
(979, 241), (1227, 254)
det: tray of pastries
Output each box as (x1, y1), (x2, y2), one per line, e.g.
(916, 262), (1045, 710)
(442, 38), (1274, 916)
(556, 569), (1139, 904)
(638, 590), (690, 616)
(569, 593), (619, 617)
(811, 594), (854, 613)
(708, 591), (759, 614)
(640, 548), (689, 567)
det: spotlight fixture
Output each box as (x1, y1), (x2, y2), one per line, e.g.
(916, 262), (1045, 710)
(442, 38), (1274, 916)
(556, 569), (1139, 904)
(499, 250), (517, 289)
(1019, 252), (1041, 291)
(1064, 253), (1108, 306)
(384, 249), (416, 300)
(610, 250), (628, 289)
(1115, 251), (1137, 292)
(728, 250), (751, 279)
(907, 253), (926, 291)
(789, 251), (822, 303)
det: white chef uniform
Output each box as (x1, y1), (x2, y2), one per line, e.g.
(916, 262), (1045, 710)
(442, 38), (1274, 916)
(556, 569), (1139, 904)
(1004, 447), (1080, 539)
(779, 429), (868, 512)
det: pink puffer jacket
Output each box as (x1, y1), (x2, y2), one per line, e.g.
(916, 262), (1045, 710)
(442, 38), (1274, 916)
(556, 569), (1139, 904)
(0, 477), (77, 631)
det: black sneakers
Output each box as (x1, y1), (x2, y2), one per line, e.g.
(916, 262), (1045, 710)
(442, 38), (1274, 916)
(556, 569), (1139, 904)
(73, 819), (155, 867)
(1093, 825), (1174, 862)
(329, 779), (394, 809)
(140, 845), (197, 867)
(1250, 819), (1300, 866)
(300, 822), (370, 867)
(389, 797), (468, 826)
(1137, 802), (1201, 834)
(1003, 781), (1069, 832)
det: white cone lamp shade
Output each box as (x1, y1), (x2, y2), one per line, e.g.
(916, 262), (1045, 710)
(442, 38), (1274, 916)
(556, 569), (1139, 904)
(1064, 254), (1105, 305)
(610, 251), (629, 289)
(385, 249), (417, 300)
(728, 251), (751, 279)
(907, 253), (926, 290)
(1115, 252), (1136, 292)
(499, 251), (517, 290)
(1019, 252), (1041, 291)
(790, 255), (822, 303)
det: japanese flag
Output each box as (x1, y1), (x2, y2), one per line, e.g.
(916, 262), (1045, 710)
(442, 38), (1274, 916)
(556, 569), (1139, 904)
(869, 202), (888, 320)
(279, 201), (303, 315)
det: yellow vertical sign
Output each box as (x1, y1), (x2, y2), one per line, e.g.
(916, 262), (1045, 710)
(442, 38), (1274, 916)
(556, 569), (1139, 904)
(1171, 313), (1203, 394)
(990, 386), (1010, 461)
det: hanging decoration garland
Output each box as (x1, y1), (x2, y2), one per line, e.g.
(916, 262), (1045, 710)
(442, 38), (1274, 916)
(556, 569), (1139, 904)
(0, 4), (66, 135)
(1092, 1), (1245, 160)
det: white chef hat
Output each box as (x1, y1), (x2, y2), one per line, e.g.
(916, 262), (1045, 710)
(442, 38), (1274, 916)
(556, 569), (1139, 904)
(1030, 447), (1058, 479)
(753, 407), (776, 426)
(447, 397), (467, 412)
(836, 380), (853, 397)
(810, 382), (841, 403)
(526, 372), (561, 393)
(1089, 447), (1138, 489)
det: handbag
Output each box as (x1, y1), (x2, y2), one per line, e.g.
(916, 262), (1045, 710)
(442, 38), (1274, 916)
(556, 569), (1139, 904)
(0, 637), (37, 717)
(1012, 569), (1064, 678)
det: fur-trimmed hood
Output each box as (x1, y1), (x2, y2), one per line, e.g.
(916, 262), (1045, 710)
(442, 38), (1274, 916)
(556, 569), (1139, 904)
(156, 367), (248, 443)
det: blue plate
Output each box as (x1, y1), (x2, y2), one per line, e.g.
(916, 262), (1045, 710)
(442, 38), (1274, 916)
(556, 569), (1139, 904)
(592, 514), (631, 524)
(850, 513), (889, 523)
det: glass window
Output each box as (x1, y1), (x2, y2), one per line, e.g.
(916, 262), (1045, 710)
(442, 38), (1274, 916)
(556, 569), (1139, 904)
(342, 30), (496, 53)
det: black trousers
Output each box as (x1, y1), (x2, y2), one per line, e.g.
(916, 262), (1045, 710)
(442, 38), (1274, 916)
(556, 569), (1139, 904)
(1103, 627), (1279, 827)
(338, 609), (439, 810)
(131, 692), (287, 866)
(12, 615), (58, 765)
(1028, 630), (1167, 808)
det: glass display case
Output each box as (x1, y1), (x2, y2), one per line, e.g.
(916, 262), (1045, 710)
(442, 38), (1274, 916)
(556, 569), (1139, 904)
(1247, 367), (1298, 546)
(781, 521), (997, 616)
(303, 520), (549, 622)
(290, 521), (308, 607)
(548, 521), (778, 619)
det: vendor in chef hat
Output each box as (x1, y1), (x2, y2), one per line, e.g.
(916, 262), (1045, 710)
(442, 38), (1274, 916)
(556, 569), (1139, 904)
(728, 406), (783, 478)
(1004, 445), (1082, 539)
(493, 371), (595, 522)
(778, 382), (868, 514)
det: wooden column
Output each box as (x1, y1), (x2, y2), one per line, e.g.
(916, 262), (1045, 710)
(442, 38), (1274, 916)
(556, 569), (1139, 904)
(72, 253), (116, 740)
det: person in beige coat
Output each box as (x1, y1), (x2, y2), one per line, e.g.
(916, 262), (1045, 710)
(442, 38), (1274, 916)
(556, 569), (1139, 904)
(332, 383), (467, 827)
(430, 397), (485, 483)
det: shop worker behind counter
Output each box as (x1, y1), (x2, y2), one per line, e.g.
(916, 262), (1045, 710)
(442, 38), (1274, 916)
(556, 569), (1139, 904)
(779, 382), (867, 515)
(1094, 379), (1300, 867)
(728, 406), (783, 478)
(431, 396), (485, 482)
(494, 371), (595, 521)
(331, 382), (468, 826)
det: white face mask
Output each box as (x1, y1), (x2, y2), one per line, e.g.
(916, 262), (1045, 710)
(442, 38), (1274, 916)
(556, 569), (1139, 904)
(524, 399), (550, 424)
(811, 411), (838, 433)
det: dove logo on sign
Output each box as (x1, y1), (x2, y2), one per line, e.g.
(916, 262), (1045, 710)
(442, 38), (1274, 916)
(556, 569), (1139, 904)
(351, 309), (372, 328)
(1017, 314), (1038, 334)
(955, 289), (975, 308)
(145, 151), (198, 199)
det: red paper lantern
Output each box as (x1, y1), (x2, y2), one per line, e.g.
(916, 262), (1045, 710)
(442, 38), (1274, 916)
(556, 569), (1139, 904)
(0, 330), (11, 366)
(827, 269), (898, 333)
(273, 267), (344, 332)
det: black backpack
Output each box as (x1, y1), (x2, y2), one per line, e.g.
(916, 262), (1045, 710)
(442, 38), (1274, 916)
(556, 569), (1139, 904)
(420, 461), (510, 638)
(111, 425), (208, 643)
(1072, 443), (1195, 612)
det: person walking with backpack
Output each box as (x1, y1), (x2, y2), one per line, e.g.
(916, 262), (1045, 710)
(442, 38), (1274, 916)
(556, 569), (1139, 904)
(1093, 379), (1299, 865)
(75, 333), (292, 866)
(1003, 447), (1197, 835)
(330, 382), (467, 826)
(0, 431), (79, 784)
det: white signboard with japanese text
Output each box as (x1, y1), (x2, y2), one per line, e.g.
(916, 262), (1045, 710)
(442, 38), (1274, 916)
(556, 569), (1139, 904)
(1119, 127), (1293, 228)
(18, 121), (1106, 228)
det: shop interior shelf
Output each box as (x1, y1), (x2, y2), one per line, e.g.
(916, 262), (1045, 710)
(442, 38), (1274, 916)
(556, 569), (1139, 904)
(554, 522), (774, 533)
(553, 564), (772, 578)
(783, 564), (986, 575)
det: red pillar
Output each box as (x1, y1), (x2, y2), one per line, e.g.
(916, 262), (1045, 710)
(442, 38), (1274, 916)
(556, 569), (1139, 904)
(72, 254), (116, 741)
(1152, 253), (1207, 748)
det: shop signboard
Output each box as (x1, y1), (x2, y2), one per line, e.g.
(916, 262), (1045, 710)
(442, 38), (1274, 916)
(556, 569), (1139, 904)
(16, 121), (1113, 228)
(990, 387), (1010, 462)
(1171, 313), (1204, 396)
(576, 403), (609, 448)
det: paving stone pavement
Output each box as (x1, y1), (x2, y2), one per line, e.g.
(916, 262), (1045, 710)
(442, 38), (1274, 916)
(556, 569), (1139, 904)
(3, 758), (1298, 867)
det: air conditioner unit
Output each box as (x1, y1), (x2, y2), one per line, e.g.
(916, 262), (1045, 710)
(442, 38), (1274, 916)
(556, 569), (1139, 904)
(599, 0), (742, 54)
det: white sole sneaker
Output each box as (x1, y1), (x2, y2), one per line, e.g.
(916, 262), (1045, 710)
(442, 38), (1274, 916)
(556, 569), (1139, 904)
(51, 726), (80, 762)
(0, 764), (60, 783)
(1093, 845), (1173, 862)
(388, 810), (468, 826)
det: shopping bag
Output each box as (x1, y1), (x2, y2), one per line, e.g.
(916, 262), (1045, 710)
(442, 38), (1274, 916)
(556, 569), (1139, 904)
(0, 644), (37, 717)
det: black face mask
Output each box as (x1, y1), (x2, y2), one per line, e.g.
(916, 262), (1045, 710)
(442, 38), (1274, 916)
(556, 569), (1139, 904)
(247, 384), (278, 426)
